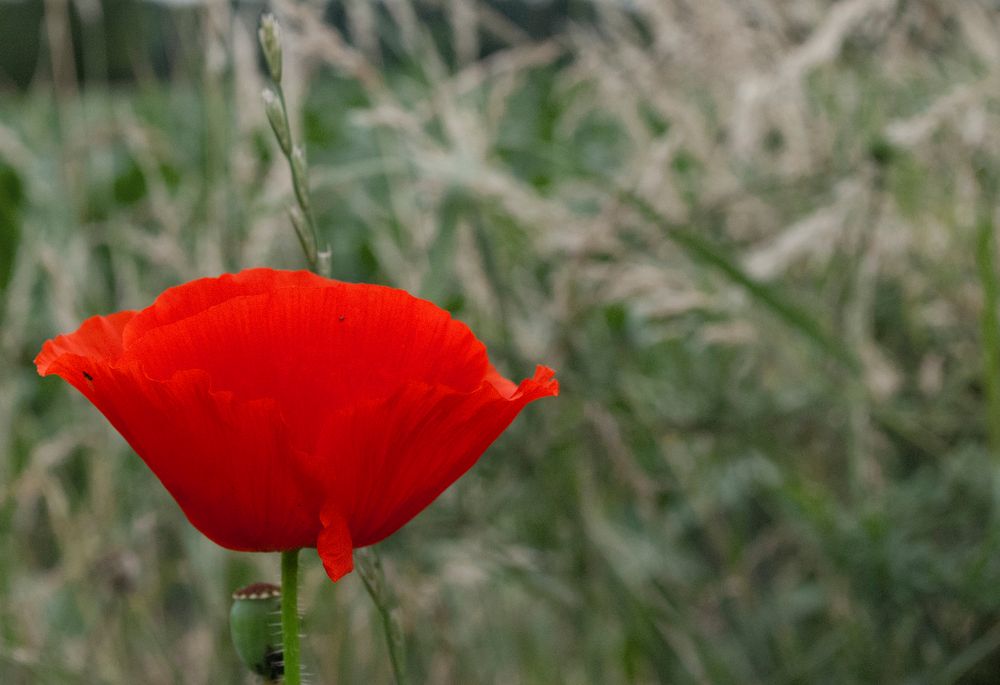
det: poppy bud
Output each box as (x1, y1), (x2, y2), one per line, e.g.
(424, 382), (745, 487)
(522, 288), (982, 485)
(262, 89), (292, 156)
(230, 582), (283, 681)
(258, 13), (283, 83)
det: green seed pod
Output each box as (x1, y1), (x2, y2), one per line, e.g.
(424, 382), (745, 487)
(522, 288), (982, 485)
(230, 582), (283, 681)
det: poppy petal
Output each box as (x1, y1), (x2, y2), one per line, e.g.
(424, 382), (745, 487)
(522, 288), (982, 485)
(311, 365), (559, 546)
(122, 269), (332, 348)
(38, 348), (321, 551)
(36, 310), (135, 381)
(317, 506), (354, 581)
(122, 283), (493, 441)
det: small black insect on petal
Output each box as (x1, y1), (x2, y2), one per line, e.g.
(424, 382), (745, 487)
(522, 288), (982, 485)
(82, 371), (93, 381)
(338, 315), (346, 322)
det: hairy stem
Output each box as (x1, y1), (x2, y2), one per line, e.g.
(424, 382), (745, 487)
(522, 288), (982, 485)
(281, 549), (302, 685)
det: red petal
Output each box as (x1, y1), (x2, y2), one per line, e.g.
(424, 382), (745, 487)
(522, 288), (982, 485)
(43, 359), (320, 550)
(317, 506), (354, 581)
(36, 310), (135, 380)
(123, 281), (492, 443)
(122, 269), (331, 348)
(312, 365), (558, 546)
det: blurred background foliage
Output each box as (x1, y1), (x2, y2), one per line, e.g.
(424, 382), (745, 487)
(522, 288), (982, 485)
(3, 0), (1000, 682)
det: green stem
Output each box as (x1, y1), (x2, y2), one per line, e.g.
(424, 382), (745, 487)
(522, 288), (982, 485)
(357, 547), (408, 684)
(281, 549), (302, 685)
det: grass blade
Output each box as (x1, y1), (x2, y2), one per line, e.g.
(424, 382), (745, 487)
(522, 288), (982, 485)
(617, 188), (860, 371)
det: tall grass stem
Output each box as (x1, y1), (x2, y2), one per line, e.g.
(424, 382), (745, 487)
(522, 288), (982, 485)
(259, 14), (328, 277)
(357, 547), (408, 684)
(977, 211), (1000, 458)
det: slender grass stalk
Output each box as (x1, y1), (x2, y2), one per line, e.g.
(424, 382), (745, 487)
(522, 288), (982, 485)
(843, 167), (885, 498)
(259, 14), (330, 277)
(280, 549), (302, 685)
(976, 210), (1000, 458)
(356, 547), (408, 685)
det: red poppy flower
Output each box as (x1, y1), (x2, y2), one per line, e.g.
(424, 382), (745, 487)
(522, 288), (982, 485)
(35, 268), (557, 581)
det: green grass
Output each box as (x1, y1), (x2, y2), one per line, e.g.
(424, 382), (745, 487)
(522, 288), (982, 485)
(3, 1), (1000, 683)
